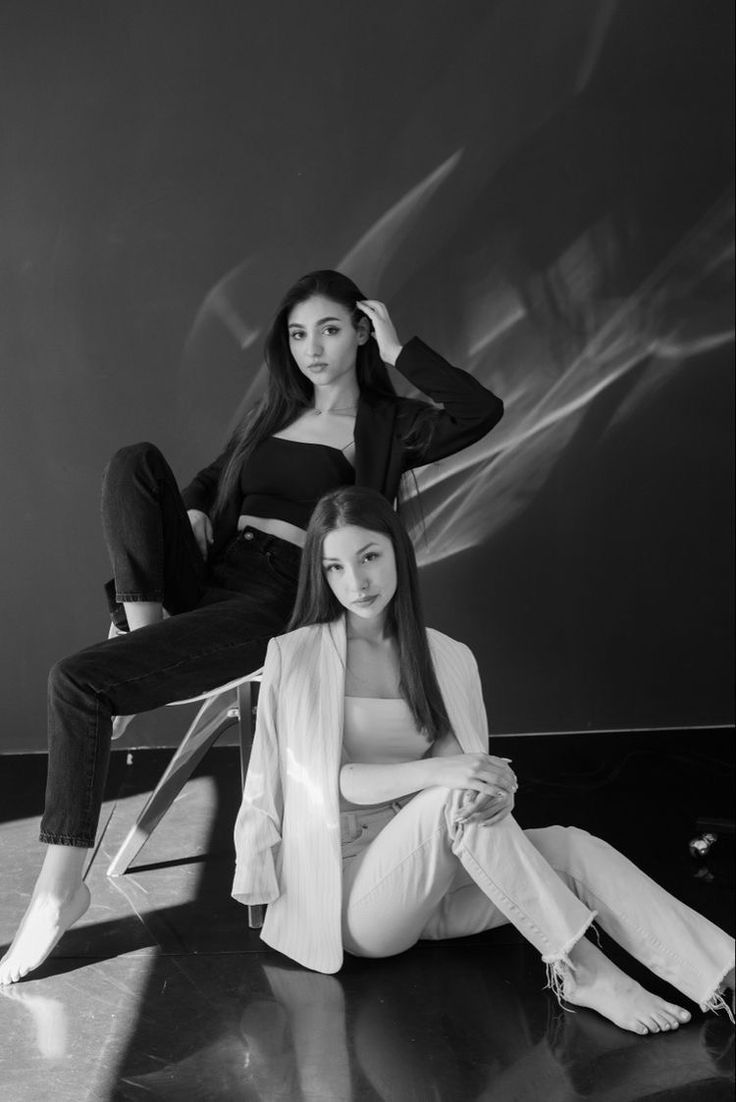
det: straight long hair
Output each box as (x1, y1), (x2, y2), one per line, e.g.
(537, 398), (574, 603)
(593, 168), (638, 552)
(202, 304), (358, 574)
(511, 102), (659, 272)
(288, 487), (452, 743)
(212, 270), (397, 519)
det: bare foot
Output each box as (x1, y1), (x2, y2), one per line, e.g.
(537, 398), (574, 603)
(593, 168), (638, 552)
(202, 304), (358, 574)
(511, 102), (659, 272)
(111, 713), (135, 740)
(0, 883), (90, 985)
(562, 937), (691, 1035)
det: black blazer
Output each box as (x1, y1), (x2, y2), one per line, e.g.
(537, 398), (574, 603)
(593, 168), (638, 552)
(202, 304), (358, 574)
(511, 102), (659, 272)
(181, 336), (503, 554)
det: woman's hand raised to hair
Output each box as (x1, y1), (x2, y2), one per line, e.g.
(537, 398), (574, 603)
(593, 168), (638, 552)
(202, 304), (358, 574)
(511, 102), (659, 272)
(187, 509), (213, 560)
(356, 300), (403, 366)
(428, 753), (518, 799)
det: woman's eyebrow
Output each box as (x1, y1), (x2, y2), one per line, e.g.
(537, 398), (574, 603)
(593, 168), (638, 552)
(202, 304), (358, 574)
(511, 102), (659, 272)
(322, 543), (377, 564)
(288, 316), (341, 328)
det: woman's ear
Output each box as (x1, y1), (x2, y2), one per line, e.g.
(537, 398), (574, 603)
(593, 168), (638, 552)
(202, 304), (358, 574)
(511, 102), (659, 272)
(355, 315), (371, 345)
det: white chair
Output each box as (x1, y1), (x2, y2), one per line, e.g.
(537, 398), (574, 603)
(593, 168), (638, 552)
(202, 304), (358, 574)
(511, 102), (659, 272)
(105, 667), (265, 930)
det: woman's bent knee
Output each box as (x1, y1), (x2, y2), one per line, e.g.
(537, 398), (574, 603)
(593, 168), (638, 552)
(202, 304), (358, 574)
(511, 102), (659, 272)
(534, 824), (602, 868)
(48, 654), (80, 701)
(105, 440), (163, 477)
(412, 786), (473, 814)
(48, 649), (100, 707)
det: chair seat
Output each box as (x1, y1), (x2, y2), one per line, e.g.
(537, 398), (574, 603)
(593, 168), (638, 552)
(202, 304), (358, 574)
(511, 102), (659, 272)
(164, 669), (264, 707)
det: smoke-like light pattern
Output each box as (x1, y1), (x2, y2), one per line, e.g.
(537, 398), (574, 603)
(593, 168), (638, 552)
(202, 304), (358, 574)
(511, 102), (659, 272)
(403, 193), (734, 566)
(180, 163), (732, 571)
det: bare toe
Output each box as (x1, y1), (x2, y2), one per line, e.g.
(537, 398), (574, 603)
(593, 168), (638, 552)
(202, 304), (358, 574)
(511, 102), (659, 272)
(0, 884), (90, 986)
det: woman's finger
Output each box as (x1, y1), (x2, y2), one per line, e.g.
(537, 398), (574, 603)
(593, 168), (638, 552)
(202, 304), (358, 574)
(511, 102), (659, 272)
(474, 782), (511, 799)
(483, 798), (516, 826)
(357, 299), (388, 319)
(481, 811), (508, 827)
(477, 769), (515, 791)
(488, 769), (518, 791)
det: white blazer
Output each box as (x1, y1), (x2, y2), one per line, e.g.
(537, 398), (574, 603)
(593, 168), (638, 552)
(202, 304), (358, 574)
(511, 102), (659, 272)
(232, 616), (490, 973)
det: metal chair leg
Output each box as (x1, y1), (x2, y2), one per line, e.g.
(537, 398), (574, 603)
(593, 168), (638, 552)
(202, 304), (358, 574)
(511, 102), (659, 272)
(106, 690), (238, 877)
(236, 681), (265, 929)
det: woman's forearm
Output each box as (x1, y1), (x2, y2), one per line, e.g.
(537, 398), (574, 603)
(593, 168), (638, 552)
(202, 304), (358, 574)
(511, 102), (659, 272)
(393, 338), (503, 465)
(180, 449), (228, 514)
(340, 758), (441, 805)
(341, 744), (516, 807)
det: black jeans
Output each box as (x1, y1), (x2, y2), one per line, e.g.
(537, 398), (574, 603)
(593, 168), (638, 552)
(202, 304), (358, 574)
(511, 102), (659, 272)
(41, 442), (301, 847)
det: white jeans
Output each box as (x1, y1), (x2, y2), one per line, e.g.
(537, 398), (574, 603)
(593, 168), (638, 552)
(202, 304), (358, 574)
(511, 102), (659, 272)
(340, 787), (735, 1012)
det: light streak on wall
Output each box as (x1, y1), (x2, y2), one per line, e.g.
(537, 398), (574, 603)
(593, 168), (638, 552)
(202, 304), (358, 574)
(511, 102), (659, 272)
(180, 173), (732, 572)
(404, 193), (734, 566)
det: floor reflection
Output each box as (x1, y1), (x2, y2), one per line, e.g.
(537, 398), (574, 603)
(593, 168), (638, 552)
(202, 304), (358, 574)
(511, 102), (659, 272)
(112, 947), (735, 1101)
(1, 736), (732, 1102)
(1, 985), (68, 1062)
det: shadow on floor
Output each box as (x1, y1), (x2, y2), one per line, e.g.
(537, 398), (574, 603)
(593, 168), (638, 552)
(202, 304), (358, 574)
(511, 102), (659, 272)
(0, 729), (733, 1101)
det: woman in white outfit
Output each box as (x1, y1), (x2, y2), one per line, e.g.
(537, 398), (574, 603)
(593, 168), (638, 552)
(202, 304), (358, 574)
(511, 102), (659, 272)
(232, 486), (735, 1035)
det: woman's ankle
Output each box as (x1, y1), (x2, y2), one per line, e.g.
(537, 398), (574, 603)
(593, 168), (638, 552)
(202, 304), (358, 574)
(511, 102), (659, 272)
(567, 935), (601, 981)
(35, 844), (88, 896)
(122, 600), (163, 630)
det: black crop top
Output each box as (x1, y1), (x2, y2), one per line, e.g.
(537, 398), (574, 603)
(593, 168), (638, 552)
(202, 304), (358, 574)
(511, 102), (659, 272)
(239, 436), (355, 529)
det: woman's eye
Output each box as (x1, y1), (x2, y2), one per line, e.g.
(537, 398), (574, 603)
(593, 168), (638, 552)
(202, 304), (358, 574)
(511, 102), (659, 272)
(324, 563), (341, 574)
(362, 552), (379, 563)
(323, 326), (340, 336)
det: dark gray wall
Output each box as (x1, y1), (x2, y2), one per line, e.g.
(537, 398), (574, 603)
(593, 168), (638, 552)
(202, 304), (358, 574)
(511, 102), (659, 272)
(0, 0), (733, 750)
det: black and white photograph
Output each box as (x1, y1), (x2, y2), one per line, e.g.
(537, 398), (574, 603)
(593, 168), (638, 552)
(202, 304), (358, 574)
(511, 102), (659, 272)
(0, 2), (733, 1099)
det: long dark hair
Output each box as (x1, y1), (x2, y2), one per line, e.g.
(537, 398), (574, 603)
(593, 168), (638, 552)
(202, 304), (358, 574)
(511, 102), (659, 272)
(213, 270), (397, 518)
(288, 486), (452, 743)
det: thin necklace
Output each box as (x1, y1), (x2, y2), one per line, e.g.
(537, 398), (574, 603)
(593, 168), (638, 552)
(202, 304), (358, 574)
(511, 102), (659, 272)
(312, 404), (358, 416)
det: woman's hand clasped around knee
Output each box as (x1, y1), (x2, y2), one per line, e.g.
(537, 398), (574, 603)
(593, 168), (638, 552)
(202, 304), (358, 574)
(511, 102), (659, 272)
(187, 509), (213, 559)
(453, 788), (516, 828)
(430, 753), (517, 801)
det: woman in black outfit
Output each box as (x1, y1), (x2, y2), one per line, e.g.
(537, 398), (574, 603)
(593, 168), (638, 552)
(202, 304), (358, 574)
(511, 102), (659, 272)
(0, 269), (503, 985)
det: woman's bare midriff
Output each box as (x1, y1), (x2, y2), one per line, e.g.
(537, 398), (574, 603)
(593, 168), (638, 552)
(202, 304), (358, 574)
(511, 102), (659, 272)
(237, 514), (307, 549)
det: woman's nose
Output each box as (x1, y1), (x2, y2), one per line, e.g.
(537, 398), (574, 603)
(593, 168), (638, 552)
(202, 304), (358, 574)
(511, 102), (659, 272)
(346, 568), (363, 593)
(308, 334), (323, 356)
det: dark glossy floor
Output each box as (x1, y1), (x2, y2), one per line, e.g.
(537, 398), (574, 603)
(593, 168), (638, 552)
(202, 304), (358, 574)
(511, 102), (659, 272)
(1, 729), (733, 1101)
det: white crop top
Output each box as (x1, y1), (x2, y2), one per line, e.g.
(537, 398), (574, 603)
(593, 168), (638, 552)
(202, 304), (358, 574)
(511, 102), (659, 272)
(340, 696), (429, 812)
(343, 697), (428, 763)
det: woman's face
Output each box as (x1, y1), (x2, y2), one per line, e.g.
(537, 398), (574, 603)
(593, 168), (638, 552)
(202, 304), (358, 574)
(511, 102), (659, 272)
(321, 524), (398, 624)
(287, 295), (368, 390)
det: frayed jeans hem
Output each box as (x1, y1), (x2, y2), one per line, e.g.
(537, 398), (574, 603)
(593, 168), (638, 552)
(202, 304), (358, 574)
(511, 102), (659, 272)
(39, 832), (94, 849)
(541, 910), (599, 1010)
(700, 959), (736, 1023)
(115, 591), (164, 603)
